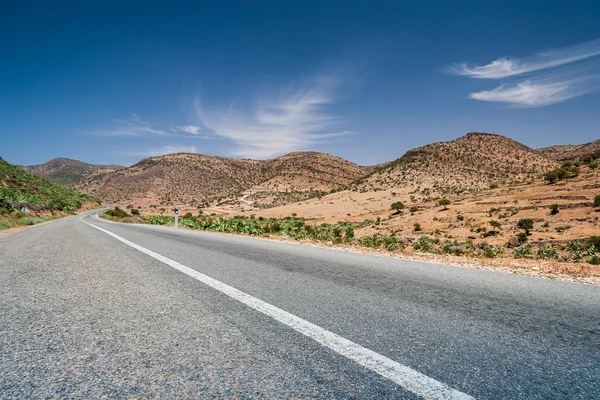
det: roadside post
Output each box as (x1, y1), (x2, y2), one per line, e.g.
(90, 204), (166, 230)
(174, 206), (179, 228)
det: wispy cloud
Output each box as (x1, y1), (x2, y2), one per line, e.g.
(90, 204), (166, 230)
(452, 39), (600, 79)
(92, 115), (207, 138)
(124, 145), (197, 157)
(451, 39), (600, 107)
(91, 114), (167, 136)
(174, 125), (201, 134)
(194, 75), (353, 159)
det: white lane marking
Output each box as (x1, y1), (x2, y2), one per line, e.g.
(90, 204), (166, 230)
(80, 215), (473, 400)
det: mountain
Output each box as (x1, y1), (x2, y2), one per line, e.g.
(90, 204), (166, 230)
(353, 132), (558, 197)
(23, 158), (125, 187)
(0, 157), (98, 212)
(537, 139), (600, 162)
(75, 152), (373, 210)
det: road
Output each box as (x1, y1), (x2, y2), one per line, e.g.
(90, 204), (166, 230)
(1, 211), (599, 398)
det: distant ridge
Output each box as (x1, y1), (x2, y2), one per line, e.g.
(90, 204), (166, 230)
(353, 132), (558, 196)
(75, 151), (373, 209)
(23, 158), (125, 187)
(537, 139), (600, 162)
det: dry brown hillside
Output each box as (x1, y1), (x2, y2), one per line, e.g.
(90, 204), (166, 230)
(23, 158), (124, 187)
(76, 152), (373, 212)
(354, 132), (558, 197)
(538, 139), (600, 162)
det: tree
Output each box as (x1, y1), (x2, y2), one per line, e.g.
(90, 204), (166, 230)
(391, 201), (405, 214)
(594, 194), (600, 207)
(438, 198), (451, 210)
(517, 218), (534, 235)
(489, 220), (501, 231)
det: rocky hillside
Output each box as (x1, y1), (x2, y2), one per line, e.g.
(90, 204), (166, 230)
(355, 132), (559, 197)
(0, 157), (98, 212)
(23, 158), (124, 187)
(76, 152), (373, 210)
(538, 139), (600, 162)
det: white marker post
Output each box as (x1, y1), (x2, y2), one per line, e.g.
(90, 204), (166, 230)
(174, 206), (179, 228)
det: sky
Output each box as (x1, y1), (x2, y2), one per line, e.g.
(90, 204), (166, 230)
(1, 1), (600, 167)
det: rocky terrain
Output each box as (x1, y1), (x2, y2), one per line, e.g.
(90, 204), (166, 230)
(23, 158), (124, 187)
(74, 152), (372, 213)
(538, 139), (600, 162)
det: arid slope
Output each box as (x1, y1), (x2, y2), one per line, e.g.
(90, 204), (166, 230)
(23, 158), (124, 187)
(77, 152), (373, 211)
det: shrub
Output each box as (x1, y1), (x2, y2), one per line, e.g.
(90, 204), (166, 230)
(517, 218), (534, 235)
(413, 222), (421, 232)
(489, 220), (501, 231)
(456, 215), (464, 221)
(588, 236), (600, 249)
(105, 207), (130, 219)
(550, 204), (559, 215)
(489, 183), (499, 189)
(358, 236), (375, 247)
(390, 201), (405, 213)
(484, 247), (497, 258)
(438, 198), (451, 210)
(588, 255), (600, 265)
(0, 220), (14, 229)
(594, 194), (600, 207)
(517, 232), (528, 244)
(131, 209), (140, 216)
(589, 161), (598, 170)
(569, 241), (586, 262)
(344, 225), (354, 242)
(183, 212), (193, 218)
(409, 206), (418, 214)
(537, 246), (557, 259)
(414, 236), (434, 252)
(514, 246), (533, 258)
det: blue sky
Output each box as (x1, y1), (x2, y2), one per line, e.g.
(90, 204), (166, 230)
(1, 1), (600, 166)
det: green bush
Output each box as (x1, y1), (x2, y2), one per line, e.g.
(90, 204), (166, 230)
(588, 255), (600, 265)
(594, 194), (600, 207)
(537, 246), (557, 259)
(358, 236), (375, 247)
(390, 201), (405, 213)
(550, 204), (559, 215)
(105, 207), (130, 219)
(0, 220), (14, 229)
(517, 232), (528, 244)
(588, 236), (600, 249)
(484, 247), (497, 258)
(413, 222), (422, 232)
(514, 246), (533, 258)
(414, 236), (434, 252)
(517, 218), (534, 235)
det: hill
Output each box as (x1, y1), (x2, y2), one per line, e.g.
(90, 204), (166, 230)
(0, 157), (98, 212)
(76, 152), (372, 212)
(354, 132), (558, 197)
(538, 139), (600, 162)
(23, 158), (124, 187)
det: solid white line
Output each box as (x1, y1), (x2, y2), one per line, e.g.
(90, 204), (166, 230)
(80, 215), (473, 400)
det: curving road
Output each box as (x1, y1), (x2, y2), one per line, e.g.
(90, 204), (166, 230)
(1, 211), (599, 398)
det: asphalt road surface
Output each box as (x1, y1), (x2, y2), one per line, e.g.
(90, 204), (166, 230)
(1, 212), (599, 399)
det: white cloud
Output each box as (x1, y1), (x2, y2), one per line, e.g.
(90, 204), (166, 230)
(453, 39), (600, 79)
(194, 76), (352, 158)
(470, 80), (584, 107)
(125, 145), (198, 157)
(92, 114), (167, 136)
(452, 39), (600, 107)
(175, 125), (201, 134)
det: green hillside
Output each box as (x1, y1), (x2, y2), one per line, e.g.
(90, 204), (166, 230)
(0, 157), (98, 212)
